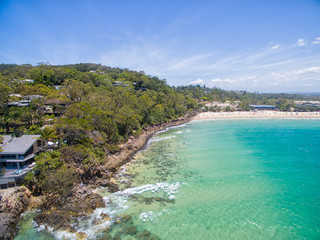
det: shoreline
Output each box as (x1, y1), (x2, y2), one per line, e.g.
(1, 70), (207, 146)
(105, 112), (196, 171)
(11, 110), (319, 238)
(106, 110), (320, 172)
(193, 111), (320, 120)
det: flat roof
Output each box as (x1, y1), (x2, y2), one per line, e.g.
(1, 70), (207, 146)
(249, 105), (275, 108)
(0, 135), (40, 155)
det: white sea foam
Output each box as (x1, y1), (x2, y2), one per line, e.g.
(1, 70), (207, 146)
(149, 135), (176, 143)
(44, 182), (182, 239)
(140, 211), (154, 222)
(247, 220), (263, 229)
(115, 182), (181, 199)
(54, 230), (77, 240)
(139, 209), (173, 223)
(153, 123), (187, 137)
(35, 223), (78, 240)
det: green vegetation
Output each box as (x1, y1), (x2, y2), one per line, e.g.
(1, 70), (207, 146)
(176, 85), (320, 111)
(0, 134), (3, 152)
(1, 63), (319, 198)
(0, 63), (196, 197)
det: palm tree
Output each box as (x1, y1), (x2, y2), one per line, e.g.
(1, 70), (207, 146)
(40, 126), (58, 147)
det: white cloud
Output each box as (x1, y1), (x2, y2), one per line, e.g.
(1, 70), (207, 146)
(189, 78), (204, 85)
(295, 66), (320, 74)
(296, 39), (306, 46)
(271, 44), (280, 50)
(208, 65), (320, 92)
(312, 37), (320, 45)
(211, 78), (235, 84)
(97, 34), (320, 91)
(166, 54), (212, 71)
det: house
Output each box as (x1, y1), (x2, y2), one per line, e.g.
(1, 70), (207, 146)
(6, 95), (44, 108)
(205, 101), (239, 110)
(9, 94), (22, 98)
(0, 135), (44, 188)
(249, 105), (276, 110)
(43, 98), (69, 115)
(21, 79), (34, 83)
(0, 135), (43, 169)
(7, 100), (31, 107)
(294, 101), (320, 107)
(113, 81), (131, 87)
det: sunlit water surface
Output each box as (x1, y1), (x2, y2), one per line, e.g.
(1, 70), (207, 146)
(15, 119), (320, 239)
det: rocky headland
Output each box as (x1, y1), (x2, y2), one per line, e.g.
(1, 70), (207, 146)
(3, 112), (196, 239)
(0, 187), (32, 240)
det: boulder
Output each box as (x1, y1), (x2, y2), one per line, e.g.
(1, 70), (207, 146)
(0, 187), (31, 239)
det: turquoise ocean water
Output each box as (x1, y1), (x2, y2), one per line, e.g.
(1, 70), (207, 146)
(16, 119), (320, 239)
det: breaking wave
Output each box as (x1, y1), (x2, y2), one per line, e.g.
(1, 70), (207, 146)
(37, 182), (182, 239)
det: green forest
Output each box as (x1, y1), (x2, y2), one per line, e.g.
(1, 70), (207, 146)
(0, 63), (198, 196)
(0, 63), (319, 197)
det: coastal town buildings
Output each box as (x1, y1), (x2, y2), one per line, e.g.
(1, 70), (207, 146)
(249, 105), (276, 110)
(294, 101), (320, 107)
(203, 101), (240, 110)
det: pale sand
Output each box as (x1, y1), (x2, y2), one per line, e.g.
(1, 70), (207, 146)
(193, 111), (320, 120)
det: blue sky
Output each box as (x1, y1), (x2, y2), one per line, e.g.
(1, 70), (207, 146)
(1, 0), (320, 92)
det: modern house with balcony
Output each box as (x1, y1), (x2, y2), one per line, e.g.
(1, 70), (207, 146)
(0, 135), (43, 188)
(0, 135), (43, 169)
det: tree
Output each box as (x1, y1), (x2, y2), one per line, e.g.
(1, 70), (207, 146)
(40, 126), (58, 142)
(62, 79), (93, 102)
(0, 135), (3, 152)
(0, 76), (12, 106)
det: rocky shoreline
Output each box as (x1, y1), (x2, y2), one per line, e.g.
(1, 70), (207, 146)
(0, 187), (32, 240)
(105, 113), (195, 171)
(0, 112), (196, 239)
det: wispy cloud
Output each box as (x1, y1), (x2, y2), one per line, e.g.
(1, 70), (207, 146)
(294, 66), (320, 75)
(211, 78), (235, 84)
(166, 53), (213, 71)
(271, 44), (280, 50)
(296, 39), (306, 46)
(189, 78), (204, 85)
(97, 35), (320, 91)
(312, 37), (320, 45)
(207, 66), (320, 92)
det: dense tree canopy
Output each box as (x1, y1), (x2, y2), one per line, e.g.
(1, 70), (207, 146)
(0, 63), (319, 197)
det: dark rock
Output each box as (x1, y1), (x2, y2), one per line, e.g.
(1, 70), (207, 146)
(136, 229), (161, 240)
(123, 225), (137, 235)
(32, 183), (106, 233)
(143, 198), (152, 205)
(107, 182), (119, 193)
(0, 187), (31, 240)
(34, 213), (72, 231)
(119, 215), (133, 224)
(113, 233), (122, 240)
(96, 231), (112, 240)
(100, 213), (111, 221)
(0, 213), (17, 239)
(98, 179), (109, 187)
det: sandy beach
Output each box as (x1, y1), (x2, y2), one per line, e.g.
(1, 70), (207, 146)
(193, 111), (320, 120)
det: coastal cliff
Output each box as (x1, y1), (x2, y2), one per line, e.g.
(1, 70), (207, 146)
(18, 113), (195, 237)
(0, 187), (31, 240)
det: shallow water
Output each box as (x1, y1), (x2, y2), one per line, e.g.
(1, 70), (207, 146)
(15, 119), (320, 239)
